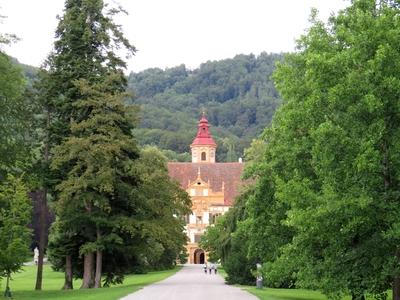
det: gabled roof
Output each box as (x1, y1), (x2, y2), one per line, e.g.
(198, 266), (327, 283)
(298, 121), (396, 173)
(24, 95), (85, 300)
(167, 162), (245, 205)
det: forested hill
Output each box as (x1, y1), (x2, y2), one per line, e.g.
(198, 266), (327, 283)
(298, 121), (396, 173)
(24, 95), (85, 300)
(15, 52), (283, 162)
(127, 52), (283, 162)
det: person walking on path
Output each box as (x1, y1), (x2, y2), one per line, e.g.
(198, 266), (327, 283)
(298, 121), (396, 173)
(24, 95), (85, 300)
(208, 263), (212, 274)
(203, 263), (207, 274)
(214, 264), (218, 274)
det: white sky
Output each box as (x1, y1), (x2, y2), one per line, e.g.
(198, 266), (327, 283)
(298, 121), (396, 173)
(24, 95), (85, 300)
(0, 0), (349, 73)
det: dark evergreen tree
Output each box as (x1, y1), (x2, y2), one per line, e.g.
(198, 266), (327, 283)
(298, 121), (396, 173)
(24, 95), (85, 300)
(51, 76), (141, 288)
(36, 0), (136, 290)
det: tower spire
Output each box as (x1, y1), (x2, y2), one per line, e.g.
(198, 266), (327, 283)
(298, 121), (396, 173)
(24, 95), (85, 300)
(190, 114), (217, 163)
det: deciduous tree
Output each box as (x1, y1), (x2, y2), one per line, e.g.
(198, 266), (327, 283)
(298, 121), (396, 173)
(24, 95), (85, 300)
(265, 1), (400, 298)
(0, 176), (32, 297)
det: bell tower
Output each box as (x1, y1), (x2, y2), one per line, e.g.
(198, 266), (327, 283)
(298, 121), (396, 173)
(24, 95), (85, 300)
(190, 114), (217, 163)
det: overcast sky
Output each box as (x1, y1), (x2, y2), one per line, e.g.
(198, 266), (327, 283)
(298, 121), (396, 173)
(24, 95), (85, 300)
(0, 0), (349, 73)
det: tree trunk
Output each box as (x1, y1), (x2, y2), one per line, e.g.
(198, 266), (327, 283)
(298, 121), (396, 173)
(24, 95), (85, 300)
(4, 272), (11, 297)
(393, 276), (400, 300)
(81, 252), (94, 289)
(35, 189), (48, 290)
(35, 109), (51, 290)
(94, 250), (102, 288)
(94, 228), (102, 288)
(63, 255), (73, 290)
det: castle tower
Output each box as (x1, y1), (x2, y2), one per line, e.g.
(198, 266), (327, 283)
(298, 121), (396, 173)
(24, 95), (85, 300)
(190, 114), (217, 163)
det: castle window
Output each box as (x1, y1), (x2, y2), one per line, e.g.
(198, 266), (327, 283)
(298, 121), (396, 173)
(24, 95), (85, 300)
(183, 214), (190, 223)
(209, 213), (221, 225)
(194, 234), (202, 243)
(201, 152), (206, 161)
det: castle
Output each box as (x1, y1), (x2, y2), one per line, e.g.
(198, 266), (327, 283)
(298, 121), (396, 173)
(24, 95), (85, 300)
(167, 114), (244, 264)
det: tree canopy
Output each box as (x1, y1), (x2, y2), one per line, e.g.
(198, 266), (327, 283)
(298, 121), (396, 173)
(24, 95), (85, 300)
(0, 175), (32, 296)
(202, 1), (400, 299)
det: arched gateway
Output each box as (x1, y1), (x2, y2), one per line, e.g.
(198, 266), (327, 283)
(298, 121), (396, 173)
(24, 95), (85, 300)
(193, 249), (205, 264)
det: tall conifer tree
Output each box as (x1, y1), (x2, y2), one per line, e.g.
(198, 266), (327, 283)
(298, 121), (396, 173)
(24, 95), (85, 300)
(37, 0), (136, 289)
(51, 76), (140, 288)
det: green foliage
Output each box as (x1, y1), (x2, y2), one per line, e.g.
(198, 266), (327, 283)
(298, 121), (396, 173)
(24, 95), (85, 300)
(235, 1), (400, 299)
(10, 57), (38, 86)
(42, 0), (136, 147)
(128, 53), (282, 161)
(203, 2), (400, 298)
(49, 84), (191, 278)
(0, 51), (33, 179)
(201, 190), (256, 285)
(37, 0), (179, 287)
(0, 175), (32, 293)
(200, 215), (227, 263)
(245, 286), (348, 300)
(269, 1), (400, 298)
(160, 149), (191, 162)
(132, 146), (191, 270)
(223, 220), (255, 285)
(49, 75), (142, 283)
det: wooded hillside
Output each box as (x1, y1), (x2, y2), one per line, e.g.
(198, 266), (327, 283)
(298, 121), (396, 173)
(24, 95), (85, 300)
(15, 52), (282, 162)
(127, 52), (283, 162)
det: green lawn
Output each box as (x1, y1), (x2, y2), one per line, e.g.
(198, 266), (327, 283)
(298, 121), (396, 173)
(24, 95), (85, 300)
(245, 287), (394, 300)
(217, 268), (352, 300)
(1, 264), (181, 300)
(245, 287), (338, 300)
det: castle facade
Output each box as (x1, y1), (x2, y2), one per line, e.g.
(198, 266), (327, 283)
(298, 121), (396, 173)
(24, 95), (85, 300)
(167, 115), (244, 264)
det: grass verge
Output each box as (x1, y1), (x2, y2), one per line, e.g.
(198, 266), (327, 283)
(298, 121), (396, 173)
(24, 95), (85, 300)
(1, 264), (181, 300)
(217, 267), (349, 300)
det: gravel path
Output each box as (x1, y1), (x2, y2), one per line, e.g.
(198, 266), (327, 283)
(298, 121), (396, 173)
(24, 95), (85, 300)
(120, 264), (258, 300)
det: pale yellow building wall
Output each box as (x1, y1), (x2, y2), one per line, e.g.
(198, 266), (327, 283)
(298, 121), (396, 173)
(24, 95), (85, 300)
(184, 175), (230, 264)
(191, 145), (216, 163)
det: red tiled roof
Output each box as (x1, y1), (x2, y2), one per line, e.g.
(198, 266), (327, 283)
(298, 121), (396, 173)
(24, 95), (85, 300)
(191, 137), (216, 146)
(191, 115), (217, 147)
(167, 162), (245, 205)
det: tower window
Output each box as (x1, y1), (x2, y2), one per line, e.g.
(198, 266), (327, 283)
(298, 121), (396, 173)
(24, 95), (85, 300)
(201, 152), (206, 161)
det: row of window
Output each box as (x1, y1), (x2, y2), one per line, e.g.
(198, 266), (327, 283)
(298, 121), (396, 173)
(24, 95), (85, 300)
(184, 213), (222, 225)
